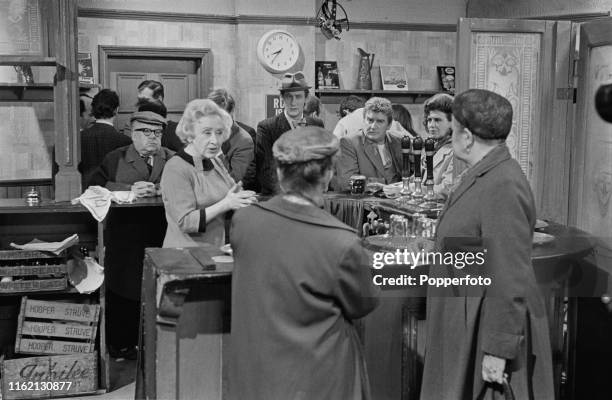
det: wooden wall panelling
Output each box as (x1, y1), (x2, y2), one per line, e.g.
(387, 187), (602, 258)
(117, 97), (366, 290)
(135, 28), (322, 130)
(52, 0), (82, 201)
(536, 21), (575, 223)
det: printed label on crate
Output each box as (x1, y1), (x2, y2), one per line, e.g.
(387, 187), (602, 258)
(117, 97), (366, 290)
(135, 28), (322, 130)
(0, 279), (66, 293)
(23, 300), (99, 323)
(0, 265), (67, 276)
(1, 353), (97, 400)
(18, 339), (94, 355)
(21, 322), (95, 340)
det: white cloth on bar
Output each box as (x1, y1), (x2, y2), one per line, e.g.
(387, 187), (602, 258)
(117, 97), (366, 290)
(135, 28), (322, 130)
(71, 186), (136, 222)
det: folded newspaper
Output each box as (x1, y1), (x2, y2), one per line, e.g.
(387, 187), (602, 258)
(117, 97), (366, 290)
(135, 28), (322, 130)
(71, 186), (136, 222)
(10, 234), (79, 255)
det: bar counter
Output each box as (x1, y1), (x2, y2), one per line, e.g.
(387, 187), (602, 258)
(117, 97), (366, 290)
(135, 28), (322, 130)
(0, 196), (597, 399)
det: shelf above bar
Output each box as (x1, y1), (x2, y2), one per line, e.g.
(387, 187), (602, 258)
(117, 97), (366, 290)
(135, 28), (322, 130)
(0, 56), (57, 66)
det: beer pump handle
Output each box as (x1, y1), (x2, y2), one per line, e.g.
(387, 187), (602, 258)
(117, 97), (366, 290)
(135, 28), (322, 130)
(424, 138), (435, 181)
(412, 137), (423, 179)
(401, 136), (412, 177)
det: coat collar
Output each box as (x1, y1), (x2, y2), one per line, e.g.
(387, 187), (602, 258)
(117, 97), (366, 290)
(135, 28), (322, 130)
(255, 195), (357, 233)
(359, 131), (401, 176)
(175, 149), (215, 171)
(277, 113), (292, 133)
(125, 144), (171, 182)
(438, 144), (511, 221)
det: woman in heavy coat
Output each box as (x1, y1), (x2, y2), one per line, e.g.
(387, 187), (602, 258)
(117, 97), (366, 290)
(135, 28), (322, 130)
(229, 126), (379, 400)
(421, 89), (554, 399)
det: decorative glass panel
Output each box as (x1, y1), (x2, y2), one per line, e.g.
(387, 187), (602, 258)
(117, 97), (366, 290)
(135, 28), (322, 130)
(0, 0), (42, 55)
(581, 44), (612, 243)
(470, 32), (541, 180)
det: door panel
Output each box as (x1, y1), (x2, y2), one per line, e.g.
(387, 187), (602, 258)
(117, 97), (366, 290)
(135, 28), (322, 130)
(457, 18), (574, 222)
(110, 72), (196, 132)
(158, 73), (195, 116)
(112, 72), (148, 113)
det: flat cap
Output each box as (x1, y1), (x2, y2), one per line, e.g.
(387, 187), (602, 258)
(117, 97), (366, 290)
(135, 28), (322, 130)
(130, 111), (167, 128)
(273, 126), (339, 164)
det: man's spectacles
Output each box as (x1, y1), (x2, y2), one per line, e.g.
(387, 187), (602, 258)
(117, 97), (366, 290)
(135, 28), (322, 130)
(134, 128), (163, 138)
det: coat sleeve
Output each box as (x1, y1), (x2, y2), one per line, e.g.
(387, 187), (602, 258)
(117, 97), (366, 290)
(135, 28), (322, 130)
(336, 137), (360, 191)
(333, 120), (347, 138)
(334, 238), (380, 320)
(160, 162), (207, 233)
(433, 151), (454, 198)
(255, 122), (279, 195)
(479, 175), (536, 360)
(227, 133), (254, 183)
(87, 152), (131, 191)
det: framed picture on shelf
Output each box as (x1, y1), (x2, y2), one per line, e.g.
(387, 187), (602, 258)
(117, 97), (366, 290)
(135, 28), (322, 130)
(437, 66), (455, 94)
(315, 61), (340, 89)
(78, 53), (94, 84)
(380, 65), (407, 91)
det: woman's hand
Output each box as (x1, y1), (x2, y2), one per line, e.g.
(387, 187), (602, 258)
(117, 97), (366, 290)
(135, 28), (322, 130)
(482, 354), (506, 384)
(222, 182), (257, 211)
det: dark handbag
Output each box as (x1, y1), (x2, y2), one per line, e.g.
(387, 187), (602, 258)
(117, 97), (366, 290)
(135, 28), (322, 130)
(502, 376), (515, 400)
(476, 375), (515, 400)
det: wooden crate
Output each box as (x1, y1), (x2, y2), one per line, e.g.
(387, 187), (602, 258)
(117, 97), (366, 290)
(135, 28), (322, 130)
(0, 251), (67, 294)
(15, 298), (99, 356)
(1, 353), (98, 399)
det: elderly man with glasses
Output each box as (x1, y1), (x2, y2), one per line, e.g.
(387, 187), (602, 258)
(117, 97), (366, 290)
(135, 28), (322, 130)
(88, 111), (174, 195)
(88, 110), (174, 360)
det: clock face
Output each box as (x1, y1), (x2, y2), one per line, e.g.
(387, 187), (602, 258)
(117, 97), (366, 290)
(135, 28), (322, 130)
(257, 30), (300, 74)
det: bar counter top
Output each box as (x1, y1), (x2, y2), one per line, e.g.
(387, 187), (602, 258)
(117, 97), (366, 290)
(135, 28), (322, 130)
(0, 197), (164, 214)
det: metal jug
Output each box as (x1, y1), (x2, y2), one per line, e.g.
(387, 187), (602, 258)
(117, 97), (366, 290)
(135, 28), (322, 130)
(357, 48), (375, 90)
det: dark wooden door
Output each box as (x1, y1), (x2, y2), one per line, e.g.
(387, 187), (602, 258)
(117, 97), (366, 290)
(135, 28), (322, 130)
(110, 69), (197, 133)
(98, 47), (212, 135)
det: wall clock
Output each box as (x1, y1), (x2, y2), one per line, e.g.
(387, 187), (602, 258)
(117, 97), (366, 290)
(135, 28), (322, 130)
(256, 29), (300, 74)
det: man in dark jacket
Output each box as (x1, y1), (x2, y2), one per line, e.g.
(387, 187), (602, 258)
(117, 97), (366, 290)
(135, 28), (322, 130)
(90, 111), (172, 360)
(79, 89), (132, 189)
(207, 88), (254, 183)
(249, 72), (324, 194)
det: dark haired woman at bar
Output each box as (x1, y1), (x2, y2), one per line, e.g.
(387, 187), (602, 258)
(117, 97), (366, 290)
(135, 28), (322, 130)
(229, 126), (379, 400)
(422, 93), (455, 196)
(421, 89), (553, 399)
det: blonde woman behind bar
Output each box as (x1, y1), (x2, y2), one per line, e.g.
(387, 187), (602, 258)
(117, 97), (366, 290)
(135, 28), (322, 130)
(160, 99), (257, 248)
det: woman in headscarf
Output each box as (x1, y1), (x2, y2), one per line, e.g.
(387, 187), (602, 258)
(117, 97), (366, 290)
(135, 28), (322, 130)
(421, 89), (554, 399)
(229, 126), (379, 400)
(160, 99), (256, 248)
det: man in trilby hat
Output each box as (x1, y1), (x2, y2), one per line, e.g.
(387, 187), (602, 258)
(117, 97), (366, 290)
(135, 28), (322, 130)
(247, 71), (324, 194)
